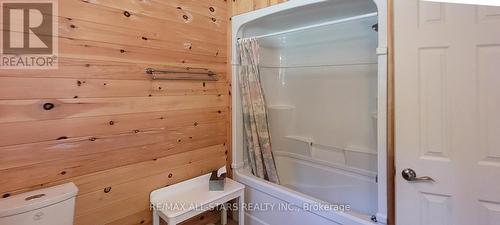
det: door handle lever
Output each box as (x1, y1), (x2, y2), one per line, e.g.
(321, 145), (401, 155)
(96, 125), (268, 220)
(402, 168), (435, 182)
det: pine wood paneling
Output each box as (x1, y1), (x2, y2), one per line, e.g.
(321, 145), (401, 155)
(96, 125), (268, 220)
(105, 209), (221, 225)
(104, 209), (154, 225)
(230, 0), (287, 16)
(0, 108), (227, 147)
(74, 155), (226, 215)
(0, 134), (226, 193)
(0, 1), (229, 225)
(0, 121), (226, 170)
(0, 77), (227, 100)
(74, 155), (226, 225)
(58, 19), (224, 58)
(0, 58), (227, 80)
(0, 95), (227, 123)
(387, 1), (395, 224)
(232, 0), (254, 15)
(58, 0), (226, 41)
(59, 37), (226, 65)
(0, 145), (225, 197)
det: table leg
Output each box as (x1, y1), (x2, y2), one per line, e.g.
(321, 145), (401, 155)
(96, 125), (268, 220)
(238, 192), (245, 225)
(152, 210), (160, 225)
(221, 203), (228, 225)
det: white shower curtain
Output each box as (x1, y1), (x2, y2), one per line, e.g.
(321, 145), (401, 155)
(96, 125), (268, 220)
(237, 38), (279, 184)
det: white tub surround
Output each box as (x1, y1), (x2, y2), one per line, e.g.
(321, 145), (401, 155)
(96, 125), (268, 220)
(232, 0), (388, 224)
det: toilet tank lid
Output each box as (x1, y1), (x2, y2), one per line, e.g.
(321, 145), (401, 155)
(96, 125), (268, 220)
(0, 182), (78, 218)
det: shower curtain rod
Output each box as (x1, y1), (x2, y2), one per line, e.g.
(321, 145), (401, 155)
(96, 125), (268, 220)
(253, 12), (378, 40)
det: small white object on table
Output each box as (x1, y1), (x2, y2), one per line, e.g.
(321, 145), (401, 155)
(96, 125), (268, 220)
(150, 168), (245, 225)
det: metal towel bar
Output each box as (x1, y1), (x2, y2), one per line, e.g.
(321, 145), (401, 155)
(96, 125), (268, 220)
(145, 68), (218, 81)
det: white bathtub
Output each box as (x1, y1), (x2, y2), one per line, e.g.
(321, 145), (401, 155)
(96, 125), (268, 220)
(234, 152), (378, 225)
(274, 151), (377, 216)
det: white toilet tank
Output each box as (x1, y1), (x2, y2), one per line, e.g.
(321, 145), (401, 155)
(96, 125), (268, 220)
(0, 183), (78, 225)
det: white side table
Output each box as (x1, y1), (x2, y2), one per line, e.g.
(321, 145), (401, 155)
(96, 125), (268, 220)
(150, 172), (245, 225)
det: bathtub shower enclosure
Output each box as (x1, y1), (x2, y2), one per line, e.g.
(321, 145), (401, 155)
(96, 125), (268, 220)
(231, 1), (387, 225)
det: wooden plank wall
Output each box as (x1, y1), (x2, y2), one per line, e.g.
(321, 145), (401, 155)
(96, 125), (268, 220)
(230, 0), (287, 16)
(0, 1), (229, 225)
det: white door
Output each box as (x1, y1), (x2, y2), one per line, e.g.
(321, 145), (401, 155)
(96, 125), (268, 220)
(395, 1), (500, 225)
